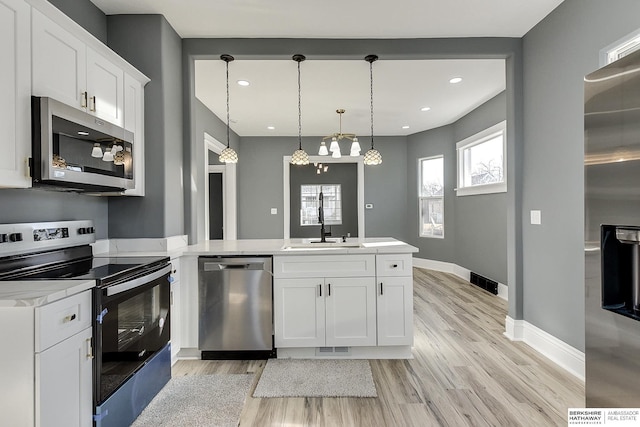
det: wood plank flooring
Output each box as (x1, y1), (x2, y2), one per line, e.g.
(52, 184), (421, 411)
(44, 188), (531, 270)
(172, 268), (584, 426)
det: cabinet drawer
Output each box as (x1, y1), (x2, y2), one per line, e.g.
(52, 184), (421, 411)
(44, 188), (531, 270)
(36, 290), (92, 352)
(170, 257), (181, 283)
(273, 254), (375, 278)
(376, 254), (412, 277)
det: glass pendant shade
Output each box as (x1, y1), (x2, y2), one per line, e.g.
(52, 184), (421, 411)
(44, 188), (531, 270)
(219, 146), (238, 163)
(318, 141), (329, 156)
(113, 150), (125, 165)
(91, 143), (103, 158)
(102, 150), (114, 162)
(291, 148), (310, 165)
(331, 149), (342, 159)
(329, 137), (340, 153)
(363, 148), (382, 165)
(349, 137), (361, 156)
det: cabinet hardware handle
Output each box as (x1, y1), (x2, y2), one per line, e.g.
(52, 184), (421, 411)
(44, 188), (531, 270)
(328, 283), (331, 296)
(170, 291), (174, 306)
(81, 91), (87, 108)
(319, 284), (322, 297)
(63, 313), (77, 323)
(86, 338), (94, 359)
(380, 282), (384, 295)
(90, 96), (96, 112)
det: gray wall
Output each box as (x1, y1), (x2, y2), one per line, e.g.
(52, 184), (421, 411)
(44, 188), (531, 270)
(46, 0), (107, 44)
(290, 163), (359, 238)
(406, 92), (507, 284)
(0, 189), (108, 239)
(106, 15), (184, 238)
(521, 0), (640, 351)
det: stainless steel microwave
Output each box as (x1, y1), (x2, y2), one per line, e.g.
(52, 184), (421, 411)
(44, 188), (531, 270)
(31, 96), (135, 192)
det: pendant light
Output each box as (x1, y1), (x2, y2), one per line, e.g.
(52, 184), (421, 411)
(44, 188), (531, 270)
(219, 54), (238, 164)
(363, 54), (382, 166)
(291, 54), (310, 165)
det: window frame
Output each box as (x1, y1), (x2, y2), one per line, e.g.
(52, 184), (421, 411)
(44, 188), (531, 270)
(418, 155), (444, 239)
(300, 184), (342, 227)
(455, 120), (507, 197)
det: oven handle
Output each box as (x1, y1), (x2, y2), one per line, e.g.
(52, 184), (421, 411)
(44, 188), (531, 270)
(106, 264), (172, 296)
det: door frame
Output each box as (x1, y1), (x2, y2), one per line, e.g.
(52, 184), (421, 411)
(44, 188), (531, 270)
(204, 132), (237, 240)
(283, 155), (365, 239)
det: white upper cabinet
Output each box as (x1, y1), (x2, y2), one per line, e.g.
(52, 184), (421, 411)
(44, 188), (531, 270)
(0, 0), (31, 188)
(32, 8), (124, 126)
(123, 72), (145, 196)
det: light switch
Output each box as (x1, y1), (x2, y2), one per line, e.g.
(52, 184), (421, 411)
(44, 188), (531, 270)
(270, 208), (277, 215)
(530, 210), (541, 225)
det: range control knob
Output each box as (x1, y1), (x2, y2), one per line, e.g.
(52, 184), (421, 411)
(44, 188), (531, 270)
(9, 233), (23, 242)
(78, 227), (87, 235)
(0, 234), (7, 243)
(87, 227), (95, 234)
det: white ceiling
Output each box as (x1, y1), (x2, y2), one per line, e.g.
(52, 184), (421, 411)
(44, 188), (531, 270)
(89, 0), (562, 138)
(195, 59), (506, 137)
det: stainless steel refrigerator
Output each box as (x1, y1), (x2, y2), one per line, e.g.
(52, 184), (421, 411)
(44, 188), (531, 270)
(585, 49), (640, 406)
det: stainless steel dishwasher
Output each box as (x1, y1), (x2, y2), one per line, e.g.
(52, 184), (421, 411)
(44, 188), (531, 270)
(198, 256), (274, 359)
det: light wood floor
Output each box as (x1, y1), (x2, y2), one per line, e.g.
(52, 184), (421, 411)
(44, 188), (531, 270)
(172, 268), (584, 426)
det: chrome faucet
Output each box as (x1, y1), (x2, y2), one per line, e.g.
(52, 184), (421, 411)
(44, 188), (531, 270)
(318, 189), (330, 242)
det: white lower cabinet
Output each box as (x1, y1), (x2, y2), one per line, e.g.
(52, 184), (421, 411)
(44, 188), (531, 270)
(0, 289), (93, 427)
(36, 327), (92, 427)
(274, 277), (376, 348)
(170, 259), (181, 362)
(376, 276), (413, 346)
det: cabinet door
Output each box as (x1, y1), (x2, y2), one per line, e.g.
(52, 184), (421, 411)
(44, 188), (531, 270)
(0, 0), (31, 188)
(274, 278), (325, 348)
(377, 277), (414, 346)
(87, 47), (124, 126)
(325, 277), (376, 347)
(32, 8), (86, 109)
(123, 72), (145, 196)
(36, 327), (92, 427)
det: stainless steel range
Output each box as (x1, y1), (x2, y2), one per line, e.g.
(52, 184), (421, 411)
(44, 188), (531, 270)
(0, 220), (172, 427)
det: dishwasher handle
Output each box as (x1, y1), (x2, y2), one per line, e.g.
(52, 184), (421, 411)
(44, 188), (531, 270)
(203, 261), (266, 271)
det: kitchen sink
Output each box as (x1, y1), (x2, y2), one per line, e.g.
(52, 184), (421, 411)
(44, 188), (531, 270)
(281, 238), (363, 251)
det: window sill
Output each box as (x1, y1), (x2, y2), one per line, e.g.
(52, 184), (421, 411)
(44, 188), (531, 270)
(419, 234), (444, 239)
(456, 182), (506, 197)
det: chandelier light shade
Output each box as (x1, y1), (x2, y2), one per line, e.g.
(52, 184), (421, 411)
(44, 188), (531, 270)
(350, 137), (361, 157)
(219, 54), (238, 164)
(91, 143), (103, 158)
(290, 54), (310, 165)
(318, 141), (329, 156)
(363, 54), (382, 166)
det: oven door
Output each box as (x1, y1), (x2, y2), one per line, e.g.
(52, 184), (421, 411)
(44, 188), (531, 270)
(94, 264), (171, 405)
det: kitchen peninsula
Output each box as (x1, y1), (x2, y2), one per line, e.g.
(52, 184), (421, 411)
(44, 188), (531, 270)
(180, 238), (418, 359)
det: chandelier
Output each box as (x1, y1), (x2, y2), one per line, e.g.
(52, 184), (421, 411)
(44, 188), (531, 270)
(290, 54), (310, 165)
(319, 109), (361, 158)
(363, 54), (382, 166)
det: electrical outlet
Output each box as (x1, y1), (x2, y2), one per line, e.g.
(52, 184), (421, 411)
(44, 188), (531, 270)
(270, 208), (277, 215)
(530, 210), (541, 225)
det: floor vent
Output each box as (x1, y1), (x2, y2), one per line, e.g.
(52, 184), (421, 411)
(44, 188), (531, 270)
(316, 347), (351, 356)
(470, 272), (498, 295)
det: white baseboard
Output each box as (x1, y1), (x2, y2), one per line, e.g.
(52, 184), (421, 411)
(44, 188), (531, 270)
(412, 257), (508, 301)
(504, 316), (585, 381)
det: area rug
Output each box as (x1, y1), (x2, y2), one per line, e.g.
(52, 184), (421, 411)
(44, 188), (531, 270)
(132, 374), (254, 427)
(252, 359), (377, 398)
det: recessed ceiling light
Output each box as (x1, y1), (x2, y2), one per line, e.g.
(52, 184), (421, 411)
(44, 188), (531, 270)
(77, 131), (90, 136)
(420, 107), (431, 112)
(449, 77), (463, 84)
(402, 125), (410, 129)
(267, 126), (275, 130)
(237, 80), (250, 86)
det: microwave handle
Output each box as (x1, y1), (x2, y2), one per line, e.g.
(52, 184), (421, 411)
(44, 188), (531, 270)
(106, 265), (172, 296)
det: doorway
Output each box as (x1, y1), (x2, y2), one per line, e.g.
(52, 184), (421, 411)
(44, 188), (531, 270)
(208, 172), (224, 239)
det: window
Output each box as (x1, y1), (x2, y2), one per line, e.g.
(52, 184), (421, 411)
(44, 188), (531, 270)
(456, 121), (506, 196)
(419, 156), (444, 238)
(300, 184), (342, 226)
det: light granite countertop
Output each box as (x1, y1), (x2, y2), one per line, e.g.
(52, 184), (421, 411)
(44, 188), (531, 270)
(181, 237), (419, 257)
(0, 280), (95, 308)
